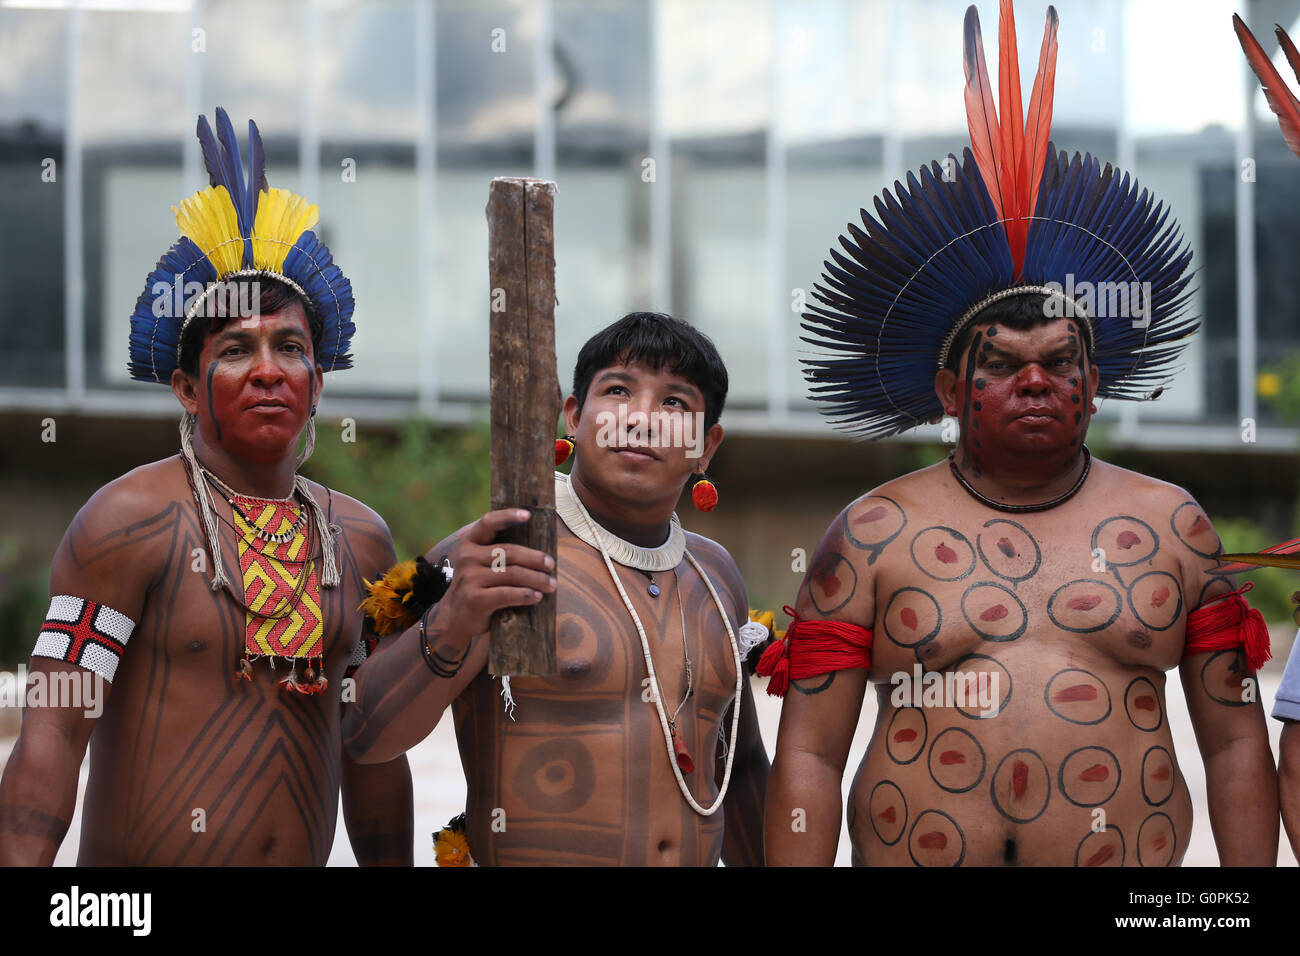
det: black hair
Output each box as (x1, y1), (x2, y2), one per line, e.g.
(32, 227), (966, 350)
(571, 312), (729, 430)
(177, 275), (322, 377)
(943, 292), (1091, 373)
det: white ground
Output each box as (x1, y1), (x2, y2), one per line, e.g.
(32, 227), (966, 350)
(1, 673), (1294, 867)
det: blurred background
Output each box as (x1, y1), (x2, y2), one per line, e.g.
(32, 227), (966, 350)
(1, 0), (1299, 864)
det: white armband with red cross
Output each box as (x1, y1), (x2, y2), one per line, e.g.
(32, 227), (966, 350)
(32, 595), (136, 683)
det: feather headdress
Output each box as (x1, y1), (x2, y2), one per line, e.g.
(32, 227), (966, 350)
(801, 1), (1197, 439)
(1234, 14), (1300, 161)
(127, 108), (355, 383)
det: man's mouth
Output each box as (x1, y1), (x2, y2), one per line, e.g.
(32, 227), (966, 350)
(246, 399), (290, 411)
(615, 447), (659, 462)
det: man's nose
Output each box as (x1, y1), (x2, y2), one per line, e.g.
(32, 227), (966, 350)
(1016, 363), (1052, 394)
(249, 347), (286, 385)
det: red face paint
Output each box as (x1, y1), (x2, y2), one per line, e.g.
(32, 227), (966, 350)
(954, 319), (1092, 480)
(195, 304), (318, 463)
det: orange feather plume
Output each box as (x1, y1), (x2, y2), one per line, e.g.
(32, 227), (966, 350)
(1234, 14), (1300, 160)
(963, 2), (1059, 275)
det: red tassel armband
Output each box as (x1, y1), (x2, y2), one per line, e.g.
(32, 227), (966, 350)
(755, 605), (873, 698)
(1183, 582), (1271, 673)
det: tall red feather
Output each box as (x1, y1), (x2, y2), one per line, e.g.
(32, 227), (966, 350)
(1021, 7), (1059, 224)
(1234, 14), (1300, 160)
(964, 6), (1006, 220)
(997, 0), (1026, 267)
(963, 3), (1059, 277)
(1276, 24), (1300, 85)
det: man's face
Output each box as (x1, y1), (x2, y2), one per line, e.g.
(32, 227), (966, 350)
(181, 300), (322, 463)
(942, 317), (1098, 470)
(563, 358), (722, 507)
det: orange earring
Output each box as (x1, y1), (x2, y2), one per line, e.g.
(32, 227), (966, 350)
(692, 474), (718, 512)
(555, 436), (575, 466)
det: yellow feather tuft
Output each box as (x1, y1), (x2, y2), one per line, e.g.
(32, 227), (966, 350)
(172, 186), (243, 277)
(358, 559), (422, 636)
(252, 188), (319, 272)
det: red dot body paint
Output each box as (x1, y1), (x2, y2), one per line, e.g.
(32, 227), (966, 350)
(1055, 684), (1098, 703)
(1117, 531), (1141, 550)
(1085, 845), (1115, 867)
(1067, 595), (1101, 611)
(980, 604), (1008, 622)
(893, 729), (918, 743)
(939, 751), (966, 765)
(997, 537), (1016, 558)
(1134, 695), (1157, 711)
(935, 542), (958, 564)
(917, 831), (947, 850)
(856, 506), (887, 524)
(900, 607), (918, 630)
(879, 806), (897, 823)
(1151, 587), (1170, 607)
(1012, 760), (1029, 798)
(1152, 766), (1171, 782)
(1080, 764), (1109, 782)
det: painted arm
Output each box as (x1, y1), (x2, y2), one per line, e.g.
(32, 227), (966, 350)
(342, 508), (554, 764)
(764, 508), (874, 866)
(0, 483), (157, 865)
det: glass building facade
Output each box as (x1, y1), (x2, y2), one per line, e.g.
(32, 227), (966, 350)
(2, 0), (1299, 449)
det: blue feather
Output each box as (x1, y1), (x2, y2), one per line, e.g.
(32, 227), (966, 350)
(196, 114), (224, 190)
(128, 237), (218, 382)
(247, 119), (267, 223)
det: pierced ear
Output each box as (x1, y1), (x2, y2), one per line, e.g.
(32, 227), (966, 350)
(170, 368), (200, 416)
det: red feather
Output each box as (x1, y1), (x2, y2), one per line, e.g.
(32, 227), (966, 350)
(1021, 6), (1059, 227)
(1276, 24), (1300, 85)
(1216, 534), (1300, 575)
(964, 6), (1006, 220)
(963, 3), (1060, 276)
(1234, 13), (1300, 160)
(997, 0), (1026, 266)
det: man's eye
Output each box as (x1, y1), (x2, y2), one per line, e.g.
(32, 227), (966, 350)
(664, 396), (685, 408)
(283, 342), (304, 353)
(605, 385), (628, 396)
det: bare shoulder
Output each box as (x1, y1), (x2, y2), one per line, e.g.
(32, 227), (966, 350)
(300, 480), (396, 572)
(684, 529), (747, 617)
(1089, 458), (1218, 539)
(51, 457), (193, 612)
(824, 460), (946, 553)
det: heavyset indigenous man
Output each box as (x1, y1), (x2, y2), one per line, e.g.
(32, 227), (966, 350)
(762, 2), (1279, 866)
(346, 313), (769, 866)
(0, 110), (550, 865)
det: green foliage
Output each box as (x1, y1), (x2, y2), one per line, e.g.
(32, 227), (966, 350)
(1258, 352), (1300, 424)
(0, 537), (47, 670)
(1214, 517), (1297, 628)
(303, 418), (492, 560)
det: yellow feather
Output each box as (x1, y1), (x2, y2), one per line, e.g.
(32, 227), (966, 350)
(252, 188), (319, 272)
(172, 186), (243, 277)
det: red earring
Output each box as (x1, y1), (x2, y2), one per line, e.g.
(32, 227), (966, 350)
(555, 436), (574, 466)
(692, 474), (718, 512)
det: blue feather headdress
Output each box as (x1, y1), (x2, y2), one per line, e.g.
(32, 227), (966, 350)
(127, 108), (355, 383)
(800, 2), (1197, 439)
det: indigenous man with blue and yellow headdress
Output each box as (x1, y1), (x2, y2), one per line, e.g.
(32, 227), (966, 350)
(0, 110), (554, 865)
(764, 2), (1278, 867)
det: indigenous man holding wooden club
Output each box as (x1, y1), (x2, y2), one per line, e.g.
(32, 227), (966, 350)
(762, 2), (1277, 867)
(0, 111), (550, 866)
(346, 311), (769, 866)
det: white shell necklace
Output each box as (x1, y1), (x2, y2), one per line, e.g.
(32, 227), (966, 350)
(555, 472), (743, 817)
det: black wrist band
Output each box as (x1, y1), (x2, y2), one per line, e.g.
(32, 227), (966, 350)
(419, 607), (465, 678)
